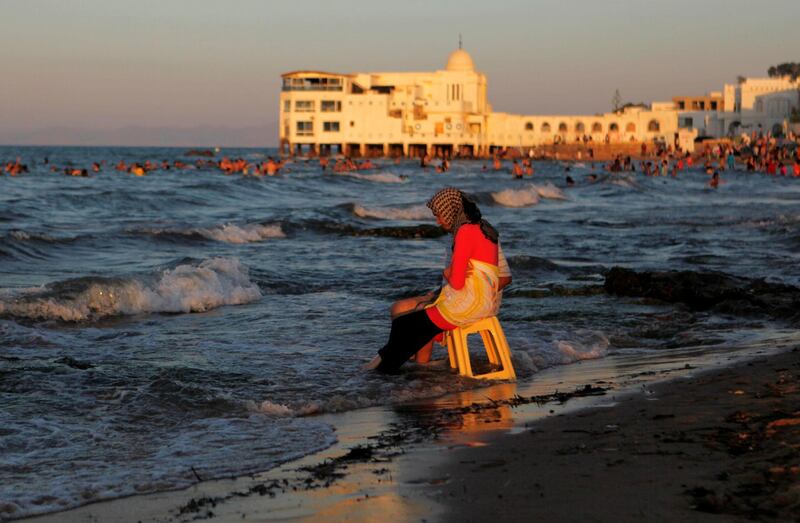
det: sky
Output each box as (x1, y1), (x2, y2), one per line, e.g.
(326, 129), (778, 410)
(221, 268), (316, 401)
(1, 0), (798, 146)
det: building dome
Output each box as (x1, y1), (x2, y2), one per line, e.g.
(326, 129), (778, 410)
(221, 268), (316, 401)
(445, 49), (475, 72)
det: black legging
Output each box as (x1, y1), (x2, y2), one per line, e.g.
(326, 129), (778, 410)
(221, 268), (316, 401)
(376, 309), (443, 374)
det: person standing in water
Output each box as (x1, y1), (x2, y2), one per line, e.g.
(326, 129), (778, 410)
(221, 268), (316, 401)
(364, 188), (512, 373)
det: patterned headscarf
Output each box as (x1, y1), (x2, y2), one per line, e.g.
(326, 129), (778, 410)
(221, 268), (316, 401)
(426, 187), (498, 245)
(426, 187), (468, 235)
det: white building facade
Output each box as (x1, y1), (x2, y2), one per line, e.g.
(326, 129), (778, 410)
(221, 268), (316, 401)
(676, 77), (799, 138)
(279, 49), (685, 157)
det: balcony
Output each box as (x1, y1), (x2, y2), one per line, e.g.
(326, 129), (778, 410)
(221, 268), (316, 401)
(282, 77), (343, 92)
(283, 85), (343, 92)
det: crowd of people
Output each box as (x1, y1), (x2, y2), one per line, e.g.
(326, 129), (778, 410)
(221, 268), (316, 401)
(3, 158), (29, 176)
(3, 134), (799, 186)
(588, 135), (800, 189)
(327, 157), (376, 173)
(1, 155), (291, 178)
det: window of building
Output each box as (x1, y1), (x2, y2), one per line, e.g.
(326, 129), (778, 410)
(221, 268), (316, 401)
(710, 101), (717, 110)
(524, 122), (534, 131)
(625, 122), (636, 133)
(677, 101), (685, 110)
(541, 122), (551, 132)
(575, 122), (585, 133)
(323, 121), (340, 132)
(592, 122), (602, 133)
(682, 117), (694, 128)
(321, 101), (342, 112)
(295, 101), (314, 112)
(449, 84), (462, 102)
(350, 121), (355, 127)
(609, 123), (619, 132)
(558, 122), (568, 132)
(283, 100), (290, 112)
(296, 121), (313, 136)
(648, 120), (660, 132)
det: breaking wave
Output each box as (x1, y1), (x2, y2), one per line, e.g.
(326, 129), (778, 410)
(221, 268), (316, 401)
(605, 173), (640, 188)
(0, 257), (261, 322)
(197, 223), (285, 243)
(352, 204), (431, 221)
(511, 330), (610, 373)
(3, 230), (80, 244)
(137, 223), (285, 244)
(338, 171), (406, 183)
(532, 182), (567, 200)
(491, 183), (566, 208)
(492, 187), (539, 207)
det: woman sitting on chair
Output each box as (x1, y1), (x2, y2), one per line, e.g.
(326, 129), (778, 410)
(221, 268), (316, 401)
(365, 187), (512, 373)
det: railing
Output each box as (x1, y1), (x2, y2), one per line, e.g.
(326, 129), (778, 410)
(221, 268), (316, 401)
(282, 85), (343, 92)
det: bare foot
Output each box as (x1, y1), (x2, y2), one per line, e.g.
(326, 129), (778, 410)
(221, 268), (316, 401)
(362, 355), (381, 371)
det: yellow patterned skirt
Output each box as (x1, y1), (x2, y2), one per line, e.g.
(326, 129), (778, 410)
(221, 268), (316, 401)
(428, 259), (501, 328)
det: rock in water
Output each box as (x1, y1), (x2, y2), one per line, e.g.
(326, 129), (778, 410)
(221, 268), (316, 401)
(604, 267), (800, 323)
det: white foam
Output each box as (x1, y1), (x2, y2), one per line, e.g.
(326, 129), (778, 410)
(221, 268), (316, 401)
(606, 174), (639, 188)
(340, 172), (406, 183)
(10, 231), (30, 240)
(0, 257), (262, 321)
(491, 187), (540, 207)
(532, 182), (567, 200)
(509, 329), (610, 372)
(7, 231), (60, 242)
(195, 223), (285, 244)
(353, 204), (430, 221)
(257, 400), (294, 416)
(555, 332), (610, 363)
(251, 400), (323, 417)
(744, 213), (800, 229)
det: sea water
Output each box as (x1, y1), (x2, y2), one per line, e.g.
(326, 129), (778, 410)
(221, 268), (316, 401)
(1, 146), (798, 518)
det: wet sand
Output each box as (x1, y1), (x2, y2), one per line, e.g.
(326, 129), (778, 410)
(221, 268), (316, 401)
(21, 346), (800, 523)
(431, 348), (800, 522)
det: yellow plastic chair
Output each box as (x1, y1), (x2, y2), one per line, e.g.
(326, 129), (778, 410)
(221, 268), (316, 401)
(445, 316), (516, 380)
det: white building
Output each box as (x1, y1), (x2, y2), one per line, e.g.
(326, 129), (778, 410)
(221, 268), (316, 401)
(675, 76), (799, 138)
(279, 48), (685, 157)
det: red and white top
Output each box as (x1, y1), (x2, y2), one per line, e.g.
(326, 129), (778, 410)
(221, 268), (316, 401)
(426, 224), (511, 330)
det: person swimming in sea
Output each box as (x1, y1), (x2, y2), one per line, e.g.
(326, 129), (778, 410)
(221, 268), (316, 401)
(708, 170), (720, 189)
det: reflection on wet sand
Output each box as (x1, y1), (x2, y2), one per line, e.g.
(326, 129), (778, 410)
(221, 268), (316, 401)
(400, 382), (519, 447)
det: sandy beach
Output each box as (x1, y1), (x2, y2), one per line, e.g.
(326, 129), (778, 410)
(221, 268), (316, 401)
(20, 345), (798, 523)
(432, 348), (800, 523)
